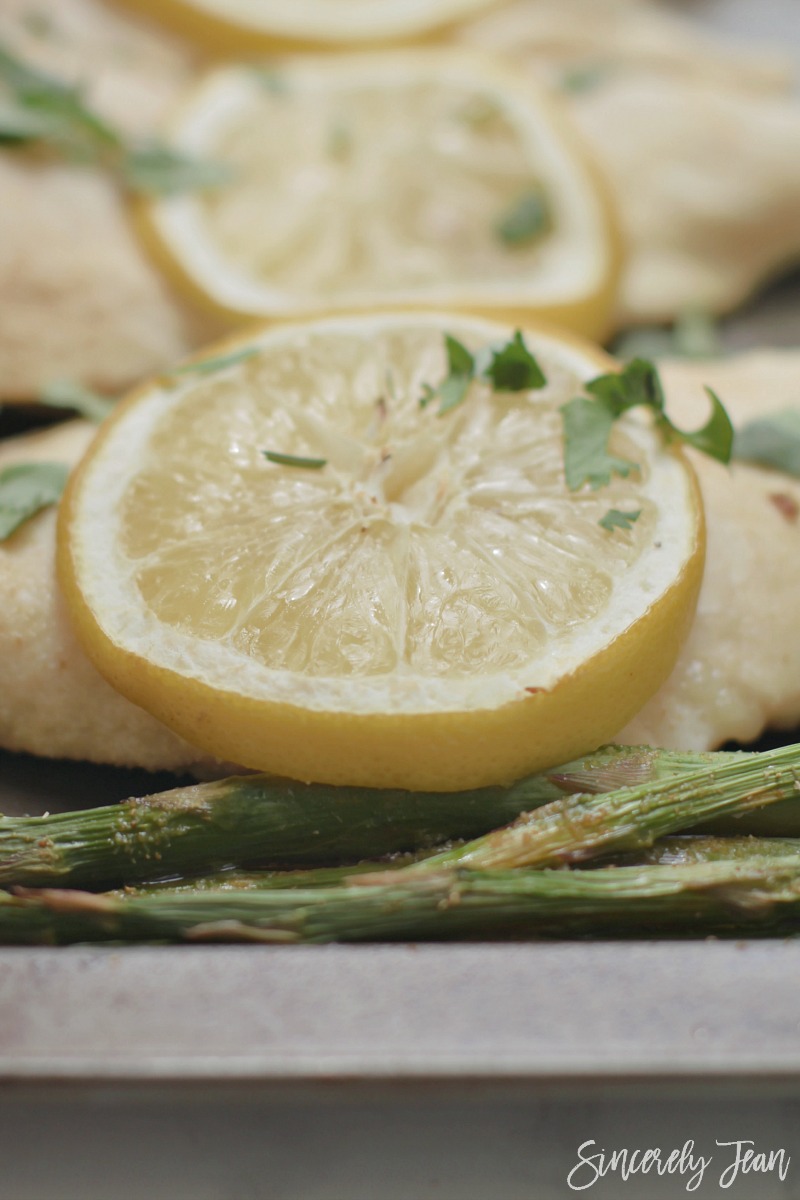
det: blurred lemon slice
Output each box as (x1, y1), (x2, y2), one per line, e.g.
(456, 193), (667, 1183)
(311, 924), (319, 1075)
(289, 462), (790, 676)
(141, 52), (620, 341)
(58, 313), (702, 791)
(123, 0), (509, 52)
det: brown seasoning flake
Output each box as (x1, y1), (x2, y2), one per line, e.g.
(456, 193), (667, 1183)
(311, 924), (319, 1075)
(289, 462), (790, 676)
(768, 492), (799, 523)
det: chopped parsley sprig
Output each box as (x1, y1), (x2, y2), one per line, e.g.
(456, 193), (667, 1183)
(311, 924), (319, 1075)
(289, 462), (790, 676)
(0, 462), (69, 542)
(733, 410), (800, 479)
(422, 334), (734, 537)
(494, 186), (552, 247)
(39, 380), (115, 424)
(0, 43), (230, 195)
(561, 357), (734, 493)
(169, 347), (261, 378)
(420, 330), (547, 416)
(599, 508), (642, 534)
(263, 451), (328, 470)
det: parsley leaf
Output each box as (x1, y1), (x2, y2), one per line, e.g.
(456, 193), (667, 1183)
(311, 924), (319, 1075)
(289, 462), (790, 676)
(250, 65), (289, 96)
(419, 335), (474, 415)
(121, 144), (232, 196)
(612, 308), (721, 363)
(0, 42), (229, 194)
(495, 186), (551, 247)
(585, 357), (664, 416)
(485, 331), (547, 392)
(263, 451), (327, 470)
(0, 97), (66, 143)
(436, 373), (473, 416)
(599, 508), (641, 533)
(444, 334), (474, 379)
(674, 386), (732, 459)
(671, 308), (721, 360)
(733, 409), (800, 479)
(560, 396), (636, 491)
(40, 380), (115, 424)
(0, 462), (69, 541)
(169, 347), (261, 378)
(421, 331), (547, 416)
(561, 358), (733, 492)
(0, 45), (119, 158)
(559, 63), (611, 94)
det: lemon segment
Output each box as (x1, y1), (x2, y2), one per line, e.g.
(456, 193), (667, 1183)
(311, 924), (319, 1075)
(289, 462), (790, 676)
(141, 52), (620, 342)
(58, 314), (703, 791)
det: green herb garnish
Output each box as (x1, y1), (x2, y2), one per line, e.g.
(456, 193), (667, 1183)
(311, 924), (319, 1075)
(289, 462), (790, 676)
(0, 462), (69, 541)
(170, 347), (261, 378)
(0, 44), (116, 157)
(121, 144), (232, 196)
(670, 308), (721, 361)
(485, 331), (547, 392)
(599, 508), (642, 533)
(494, 186), (551, 247)
(263, 451), (328, 470)
(0, 42), (229, 194)
(0, 98), (66, 144)
(733, 410), (800, 479)
(420, 331), (547, 416)
(39, 380), (115, 424)
(250, 65), (289, 96)
(561, 358), (733, 491)
(560, 395), (636, 491)
(559, 63), (611, 95)
(612, 308), (721, 363)
(419, 335), (475, 415)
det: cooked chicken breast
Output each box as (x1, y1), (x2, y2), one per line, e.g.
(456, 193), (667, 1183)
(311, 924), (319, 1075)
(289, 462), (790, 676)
(0, 0), (217, 401)
(620, 350), (800, 748)
(2, 351), (798, 772)
(0, 420), (214, 770)
(459, 0), (800, 324)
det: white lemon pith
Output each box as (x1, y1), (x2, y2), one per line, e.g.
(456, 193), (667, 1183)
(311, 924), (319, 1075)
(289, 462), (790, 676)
(58, 314), (703, 790)
(142, 53), (619, 340)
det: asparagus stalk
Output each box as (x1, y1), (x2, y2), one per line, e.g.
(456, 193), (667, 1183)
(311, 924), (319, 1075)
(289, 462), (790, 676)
(3, 743), (798, 891)
(112, 855), (426, 898)
(125, 836), (800, 894)
(553, 745), (800, 838)
(548, 745), (740, 794)
(0, 770), (559, 890)
(375, 742), (800, 876)
(5, 858), (800, 945)
(633, 835), (800, 866)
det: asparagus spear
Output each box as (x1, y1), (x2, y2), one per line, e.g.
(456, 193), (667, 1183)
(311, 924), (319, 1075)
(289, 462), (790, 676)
(4, 743), (800, 891)
(0, 770), (560, 890)
(552, 745), (800, 838)
(633, 835), (800, 866)
(125, 836), (800, 895)
(375, 742), (800, 876)
(548, 745), (740, 793)
(112, 855), (426, 898)
(5, 858), (800, 944)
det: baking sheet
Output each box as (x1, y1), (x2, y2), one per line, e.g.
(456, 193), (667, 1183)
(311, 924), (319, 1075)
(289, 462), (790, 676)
(1, 0), (799, 1097)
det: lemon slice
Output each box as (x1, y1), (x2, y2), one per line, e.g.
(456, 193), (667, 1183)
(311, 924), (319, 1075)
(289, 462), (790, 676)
(123, 0), (508, 52)
(58, 314), (703, 791)
(141, 52), (620, 342)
